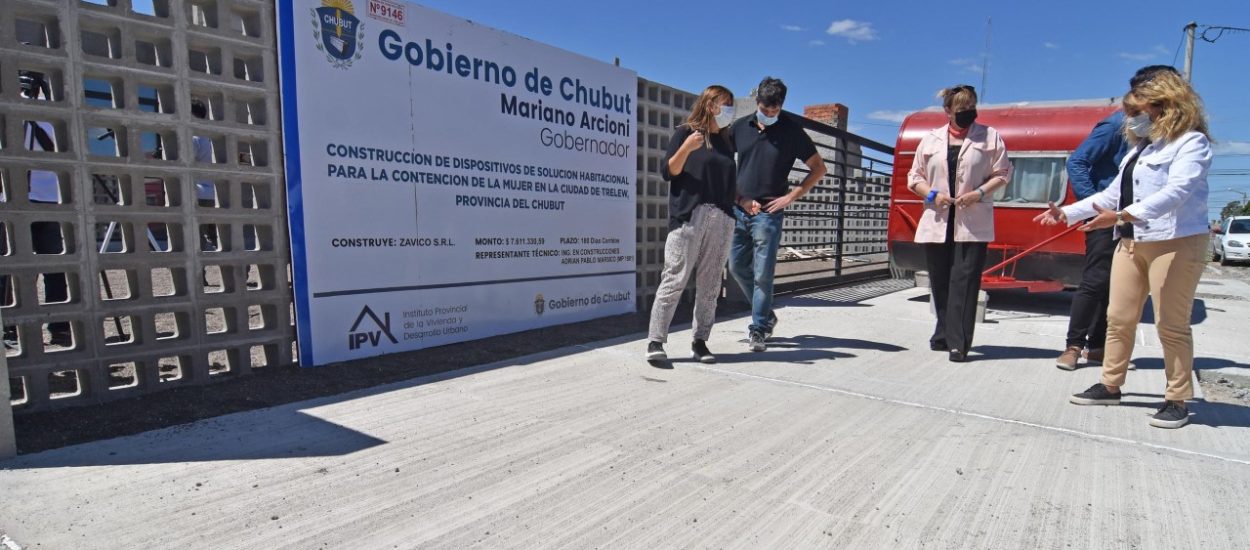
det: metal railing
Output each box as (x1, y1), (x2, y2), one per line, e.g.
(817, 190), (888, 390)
(771, 113), (895, 294)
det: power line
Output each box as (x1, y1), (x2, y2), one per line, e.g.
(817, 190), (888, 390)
(1199, 25), (1250, 43)
(1172, 27), (1187, 66)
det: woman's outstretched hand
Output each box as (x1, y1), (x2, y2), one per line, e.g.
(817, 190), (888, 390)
(1033, 201), (1067, 226)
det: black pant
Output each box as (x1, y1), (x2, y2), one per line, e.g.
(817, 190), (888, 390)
(1065, 227), (1115, 349)
(926, 240), (988, 353)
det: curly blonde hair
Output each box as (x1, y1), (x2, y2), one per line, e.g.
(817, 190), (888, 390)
(1122, 71), (1209, 145)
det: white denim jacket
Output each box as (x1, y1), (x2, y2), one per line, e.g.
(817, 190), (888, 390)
(1063, 131), (1211, 242)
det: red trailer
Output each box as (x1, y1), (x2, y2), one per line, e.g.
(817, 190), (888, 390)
(888, 99), (1120, 292)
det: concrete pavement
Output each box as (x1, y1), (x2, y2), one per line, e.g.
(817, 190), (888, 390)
(2, 277), (1249, 549)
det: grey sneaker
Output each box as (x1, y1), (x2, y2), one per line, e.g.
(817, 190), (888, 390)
(1070, 383), (1121, 405)
(748, 330), (766, 352)
(1149, 402), (1190, 429)
(763, 313), (778, 340)
(691, 340), (715, 364)
(646, 341), (666, 361)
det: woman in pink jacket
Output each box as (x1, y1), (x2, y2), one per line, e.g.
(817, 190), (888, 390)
(906, 85), (1012, 362)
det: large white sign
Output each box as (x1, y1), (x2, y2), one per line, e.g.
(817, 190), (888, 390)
(278, 0), (637, 366)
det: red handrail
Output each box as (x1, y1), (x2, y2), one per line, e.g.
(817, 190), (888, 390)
(893, 204), (919, 230)
(982, 222), (1086, 277)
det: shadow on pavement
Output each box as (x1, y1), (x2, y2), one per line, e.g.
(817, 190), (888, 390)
(970, 345), (1061, 361)
(769, 334), (908, 353)
(1, 408), (386, 469)
(714, 348), (855, 365)
(709, 334), (905, 365)
(1131, 356), (1248, 372)
(1116, 398), (1250, 429)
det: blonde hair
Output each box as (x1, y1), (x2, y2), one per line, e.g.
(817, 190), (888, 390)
(684, 85), (733, 134)
(1122, 71), (1209, 145)
(938, 84), (978, 111)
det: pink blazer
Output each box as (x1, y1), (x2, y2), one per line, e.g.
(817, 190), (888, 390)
(907, 123), (1012, 243)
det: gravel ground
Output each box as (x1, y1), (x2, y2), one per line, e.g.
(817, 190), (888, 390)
(1194, 258), (1250, 407)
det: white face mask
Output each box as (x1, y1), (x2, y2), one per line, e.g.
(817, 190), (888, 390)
(756, 109), (779, 127)
(1126, 112), (1152, 138)
(714, 105), (735, 129)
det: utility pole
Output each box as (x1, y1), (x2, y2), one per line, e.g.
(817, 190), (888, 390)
(980, 17), (991, 101)
(1183, 21), (1197, 81)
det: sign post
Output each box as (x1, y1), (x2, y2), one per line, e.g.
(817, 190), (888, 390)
(278, 0), (638, 366)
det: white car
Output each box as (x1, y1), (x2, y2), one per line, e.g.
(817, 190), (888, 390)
(1212, 216), (1250, 266)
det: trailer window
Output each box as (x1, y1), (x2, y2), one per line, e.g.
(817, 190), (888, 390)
(993, 156), (1066, 205)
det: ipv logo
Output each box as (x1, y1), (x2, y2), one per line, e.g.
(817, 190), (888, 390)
(348, 305), (398, 350)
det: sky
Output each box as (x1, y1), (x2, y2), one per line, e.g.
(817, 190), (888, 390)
(407, 0), (1249, 221)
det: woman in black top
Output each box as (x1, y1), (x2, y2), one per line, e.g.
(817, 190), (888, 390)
(646, 85), (738, 364)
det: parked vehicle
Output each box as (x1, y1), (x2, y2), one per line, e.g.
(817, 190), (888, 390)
(1212, 216), (1250, 266)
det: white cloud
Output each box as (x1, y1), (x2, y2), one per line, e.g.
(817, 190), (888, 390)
(781, 25), (803, 32)
(1213, 141), (1250, 156)
(1044, 42), (1060, 50)
(867, 110), (911, 124)
(1118, 45), (1170, 61)
(949, 58), (985, 74)
(826, 19), (877, 43)
(808, 39), (826, 47)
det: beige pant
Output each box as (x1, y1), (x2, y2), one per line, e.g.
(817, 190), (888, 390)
(1102, 233), (1207, 401)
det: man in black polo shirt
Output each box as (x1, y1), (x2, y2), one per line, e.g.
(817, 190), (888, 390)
(730, 77), (827, 351)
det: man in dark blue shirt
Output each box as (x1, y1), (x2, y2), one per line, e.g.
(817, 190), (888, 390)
(729, 77), (826, 352)
(1056, 65), (1180, 371)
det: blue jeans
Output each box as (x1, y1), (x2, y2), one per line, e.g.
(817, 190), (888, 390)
(729, 208), (783, 333)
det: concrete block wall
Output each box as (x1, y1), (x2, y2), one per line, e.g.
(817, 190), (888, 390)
(0, 0), (292, 412)
(634, 78), (696, 311)
(0, 3), (757, 412)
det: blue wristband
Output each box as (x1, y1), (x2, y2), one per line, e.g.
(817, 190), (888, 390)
(925, 189), (938, 203)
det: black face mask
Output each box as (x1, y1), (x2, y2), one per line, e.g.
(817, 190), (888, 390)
(954, 109), (977, 129)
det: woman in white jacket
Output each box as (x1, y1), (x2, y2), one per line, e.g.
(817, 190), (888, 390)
(1036, 71), (1211, 429)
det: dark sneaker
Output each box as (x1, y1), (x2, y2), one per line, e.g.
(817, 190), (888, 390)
(691, 340), (715, 364)
(646, 341), (666, 361)
(1149, 402), (1190, 429)
(948, 349), (968, 363)
(1056, 345), (1081, 371)
(930, 340), (949, 351)
(748, 330), (766, 352)
(1070, 383), (1121, 405)
(763, 313), (779, 340)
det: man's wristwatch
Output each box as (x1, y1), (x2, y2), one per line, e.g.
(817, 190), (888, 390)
(1115, 210), (1127, 226)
